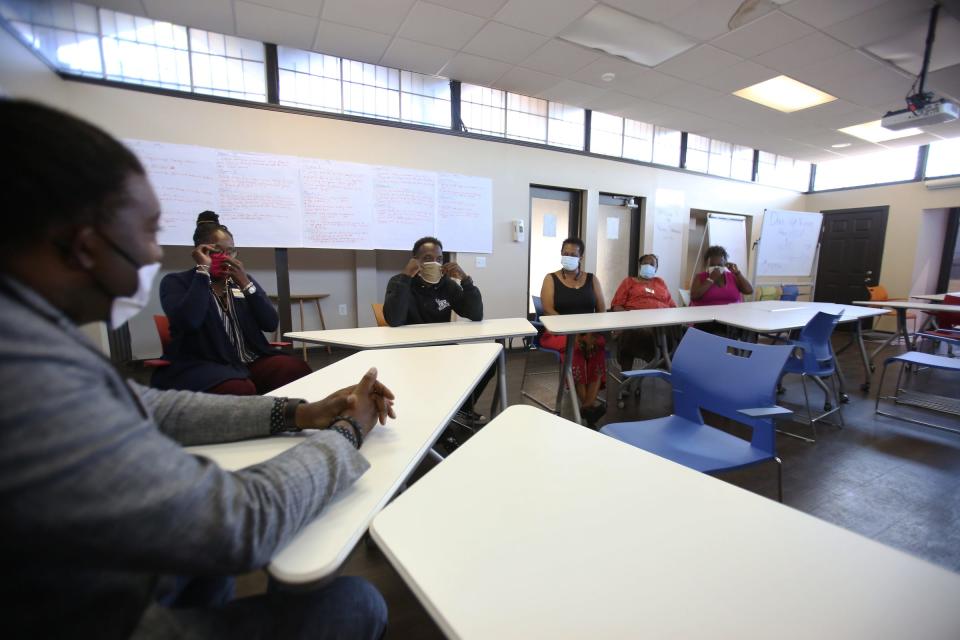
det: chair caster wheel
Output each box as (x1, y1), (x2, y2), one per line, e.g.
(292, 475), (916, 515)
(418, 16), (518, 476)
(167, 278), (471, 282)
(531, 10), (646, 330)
(840, 393), (849, 404)
(823, 403), (832, 412)
(869, 364), (876, 372)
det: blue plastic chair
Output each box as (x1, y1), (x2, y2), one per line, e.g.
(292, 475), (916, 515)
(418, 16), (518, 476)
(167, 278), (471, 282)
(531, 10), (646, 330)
(779, 311), (844, 442)
(780, 284), (800, 301)
(600, 329), (793, 501)
(875, 351), (960, 434)
(520, 296), (565, 412)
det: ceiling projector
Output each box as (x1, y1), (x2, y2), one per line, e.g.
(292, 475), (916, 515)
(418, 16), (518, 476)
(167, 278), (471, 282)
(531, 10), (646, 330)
(882, 97), (959, 131)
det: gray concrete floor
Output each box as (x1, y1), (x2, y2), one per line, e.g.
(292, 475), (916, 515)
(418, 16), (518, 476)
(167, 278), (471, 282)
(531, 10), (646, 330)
(218, 334), (960, 638)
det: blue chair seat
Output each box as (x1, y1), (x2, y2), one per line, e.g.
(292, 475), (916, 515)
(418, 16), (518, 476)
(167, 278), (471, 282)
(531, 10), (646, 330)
(602, 416), (773, 473)
(783, 356), (833, 377)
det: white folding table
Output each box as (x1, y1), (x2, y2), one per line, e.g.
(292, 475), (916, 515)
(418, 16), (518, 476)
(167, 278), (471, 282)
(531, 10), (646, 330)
(911, 292), (960, 302)
(286, 318), (536, 416)
(371, 405), (960, 640)
(853, 300), (960, 363)
(186, 343), (500, 585)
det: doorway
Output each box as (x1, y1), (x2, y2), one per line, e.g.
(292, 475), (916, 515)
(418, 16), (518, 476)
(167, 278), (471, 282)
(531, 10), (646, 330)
(528, 187), (582, 313)
(815, 206), (888, 305)
(595, 193), (643, 301)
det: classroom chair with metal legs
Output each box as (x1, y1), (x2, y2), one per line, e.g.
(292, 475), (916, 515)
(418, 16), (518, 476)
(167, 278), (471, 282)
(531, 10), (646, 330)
(778, 311), (844, 443)
(600, 329), (793, 502)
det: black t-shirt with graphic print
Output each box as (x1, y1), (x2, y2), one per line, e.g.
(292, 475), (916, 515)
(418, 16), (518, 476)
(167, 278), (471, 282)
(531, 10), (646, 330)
(383, 273), (483, 326)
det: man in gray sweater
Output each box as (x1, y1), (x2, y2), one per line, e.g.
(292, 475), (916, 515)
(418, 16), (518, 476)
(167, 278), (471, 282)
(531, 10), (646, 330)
(1, 101), (392, 638)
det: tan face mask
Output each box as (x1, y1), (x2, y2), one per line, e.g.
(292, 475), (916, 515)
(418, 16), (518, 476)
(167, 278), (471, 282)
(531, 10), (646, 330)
(419, 261), (443, 284)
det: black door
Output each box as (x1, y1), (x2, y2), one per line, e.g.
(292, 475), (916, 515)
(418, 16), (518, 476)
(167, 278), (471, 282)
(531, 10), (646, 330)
(815, 206), (888, 307)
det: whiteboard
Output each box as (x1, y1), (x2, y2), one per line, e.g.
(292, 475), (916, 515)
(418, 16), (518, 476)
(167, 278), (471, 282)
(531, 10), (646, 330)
(651, 189), (686, 293)
(126, 139), (493, 252)
(755, 209), (823, 277)
(706, 213), (747, 270)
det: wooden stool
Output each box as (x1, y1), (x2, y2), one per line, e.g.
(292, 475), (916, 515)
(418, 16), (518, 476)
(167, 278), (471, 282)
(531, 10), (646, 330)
(269, 294), (331, 360)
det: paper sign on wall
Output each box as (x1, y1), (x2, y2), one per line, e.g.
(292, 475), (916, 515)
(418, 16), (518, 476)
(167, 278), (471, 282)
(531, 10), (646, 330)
(606, 216), (620, 240)
(543, 214), (557, 238)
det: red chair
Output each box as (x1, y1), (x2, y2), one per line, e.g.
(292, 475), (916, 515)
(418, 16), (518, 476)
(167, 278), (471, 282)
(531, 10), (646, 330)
(143, 315), (171, 368)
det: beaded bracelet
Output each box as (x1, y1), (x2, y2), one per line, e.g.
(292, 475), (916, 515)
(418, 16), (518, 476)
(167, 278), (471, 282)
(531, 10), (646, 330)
(332, 415), (364, 449)
(330, 425), (359, 449)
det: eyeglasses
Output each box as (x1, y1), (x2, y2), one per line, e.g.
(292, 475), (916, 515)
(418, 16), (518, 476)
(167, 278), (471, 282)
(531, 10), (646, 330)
(211, 247), (238, 258)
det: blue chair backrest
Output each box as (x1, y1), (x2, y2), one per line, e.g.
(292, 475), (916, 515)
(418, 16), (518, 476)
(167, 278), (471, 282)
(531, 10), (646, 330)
(670, 329), (793, 453)
(532, 295), (546, 321)
(796, 311), (841, 365)
(780, 285), (800, 301)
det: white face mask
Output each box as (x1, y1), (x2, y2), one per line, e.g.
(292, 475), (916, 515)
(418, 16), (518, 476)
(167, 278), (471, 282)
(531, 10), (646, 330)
(639, 264), (657, 279)
(709, 264), (727, 273)
(419, 261), (443, 284)
(560, 255), (580, 272)
(110, 262), (161, 328)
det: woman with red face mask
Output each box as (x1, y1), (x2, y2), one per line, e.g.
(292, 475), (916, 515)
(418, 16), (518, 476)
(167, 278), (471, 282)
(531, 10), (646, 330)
(151, 211), (311, 394)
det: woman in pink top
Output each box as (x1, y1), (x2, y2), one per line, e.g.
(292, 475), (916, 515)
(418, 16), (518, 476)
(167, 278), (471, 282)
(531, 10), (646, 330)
(690, 245), (753, 306)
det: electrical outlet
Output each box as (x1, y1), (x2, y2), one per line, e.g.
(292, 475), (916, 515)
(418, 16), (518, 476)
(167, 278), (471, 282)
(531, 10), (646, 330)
(338, 304), (348, 316)
(475, 256), (486, 268)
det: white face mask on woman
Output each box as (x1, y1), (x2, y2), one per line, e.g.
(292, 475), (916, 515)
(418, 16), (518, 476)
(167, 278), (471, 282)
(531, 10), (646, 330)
(639, 264), (657, 279)
(560, 255), (580, 272)
(419, 261), (443, 284)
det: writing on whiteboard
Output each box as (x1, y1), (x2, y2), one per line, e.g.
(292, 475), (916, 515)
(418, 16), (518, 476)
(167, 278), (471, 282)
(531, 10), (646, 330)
(125, 139), (493, 252)
(756, 209), (823, 277)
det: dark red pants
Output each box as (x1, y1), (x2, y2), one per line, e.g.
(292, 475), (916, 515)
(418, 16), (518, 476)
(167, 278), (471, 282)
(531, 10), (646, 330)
(207, 355), (312, 395)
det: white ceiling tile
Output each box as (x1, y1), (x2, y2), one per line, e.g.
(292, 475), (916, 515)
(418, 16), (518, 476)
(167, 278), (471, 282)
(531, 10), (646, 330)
(463, 21), (549, 64)
(235, 2), (318, 48)
(782, 0), (900, 30)
(495, 66), (563, 95)
(494, 0), (596, 37)
(425, 0), (509, 19)
(928, 64), (960, 103)
(652, 108), (726, 134)
(440, 53), (513, 85)
(697, 60), (778, 93)
(380, 38), (456, 75)
(712, 11), (813, 59)
(398, 2), (485, 50)
(657, 45), (742, 82)
(794, 101), (881, 128)
(878, 132), (940, 149)
(322, 0), (417, 35)
(836, 66), (914, 111)
(822, 0), (930, 49)
(655, 82), (724, 109)
(581, 91), (641, 113)
(789, 49), (887, 95)
(142, 0), (235, 34)
(751, 32), (850, 77)
(865, 13), (960, 76)
(569, 55), (648, 89)
(242, 0), (323, 17)
(536, 79), (608, 103)
(520, 39), (600, 75)
(617, 68), (686, 98)
(313, 21), (392, 63)
(661, 0), (746, 41)
(601, 0), (699, 24)
(609, 98), (671, 121)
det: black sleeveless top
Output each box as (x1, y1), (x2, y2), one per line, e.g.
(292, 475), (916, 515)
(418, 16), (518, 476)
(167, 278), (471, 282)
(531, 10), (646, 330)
(551, 273), (597, 315)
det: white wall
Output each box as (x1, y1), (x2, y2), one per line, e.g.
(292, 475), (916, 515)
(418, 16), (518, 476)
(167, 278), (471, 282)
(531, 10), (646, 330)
(2, 27), (807, 358)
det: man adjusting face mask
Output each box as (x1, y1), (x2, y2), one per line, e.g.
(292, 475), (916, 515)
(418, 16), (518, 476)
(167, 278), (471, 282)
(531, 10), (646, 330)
(94, 231), (161, 328)
(418, 260), (443, 285)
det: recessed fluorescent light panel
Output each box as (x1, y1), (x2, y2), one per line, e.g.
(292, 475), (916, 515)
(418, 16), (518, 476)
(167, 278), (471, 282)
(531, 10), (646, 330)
(559, 5), (696, 67)
(838, 120), (923, 142)
(733, 75), (836, 113)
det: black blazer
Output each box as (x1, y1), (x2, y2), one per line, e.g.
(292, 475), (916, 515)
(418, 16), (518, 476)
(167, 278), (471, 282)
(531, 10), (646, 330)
(151, 269), (279, 391)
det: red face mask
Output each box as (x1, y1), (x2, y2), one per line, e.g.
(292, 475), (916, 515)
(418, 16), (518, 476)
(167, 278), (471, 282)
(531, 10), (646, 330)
(209, 252), (228, 279)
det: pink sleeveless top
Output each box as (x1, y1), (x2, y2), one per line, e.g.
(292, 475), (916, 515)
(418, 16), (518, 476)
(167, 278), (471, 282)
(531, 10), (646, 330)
(690, 272), (743, 306)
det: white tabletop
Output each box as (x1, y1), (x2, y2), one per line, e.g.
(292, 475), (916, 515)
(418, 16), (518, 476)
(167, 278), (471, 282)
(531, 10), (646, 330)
(540, 301), (886, 335)
(371, 405), (960, 639)
(286, 317), (536, 348)
(853, 300), (960, 313)
(716, 301), (887, 333)
(911, 292), (959, 302)
(186, 343), (501, 584)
